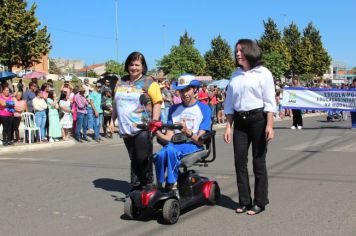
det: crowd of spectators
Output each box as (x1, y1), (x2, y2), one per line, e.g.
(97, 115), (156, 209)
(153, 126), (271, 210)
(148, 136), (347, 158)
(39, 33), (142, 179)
(2, 76), (355, 147)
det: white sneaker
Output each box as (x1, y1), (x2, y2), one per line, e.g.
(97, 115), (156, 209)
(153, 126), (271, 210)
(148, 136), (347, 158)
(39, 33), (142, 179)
(291, 126), (296, 130)
(54, 139), (60, 142)
(297, 126), (302, 130)
(49, 138), (54, 143)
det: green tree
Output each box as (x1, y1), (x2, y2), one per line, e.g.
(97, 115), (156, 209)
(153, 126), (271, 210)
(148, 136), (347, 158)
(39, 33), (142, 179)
(263, 51), (289, 79)
(204, 35), (235, 80)
(49, 58), (61, 74)
(257, 18), (291, 79)
(283, 22), (301, 77)
(105, 60), (125, 76)
(303, 22), (331, 77)
(0, 0), (51, 71)
(158, 32), (206, 80)
(87, 70), (98, 78)
(179, 31), (195, 46)
(297, 36), (313, 82)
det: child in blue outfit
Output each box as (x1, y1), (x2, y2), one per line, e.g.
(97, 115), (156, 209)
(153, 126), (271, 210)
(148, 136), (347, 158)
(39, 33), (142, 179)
(153, 74), (211, 189)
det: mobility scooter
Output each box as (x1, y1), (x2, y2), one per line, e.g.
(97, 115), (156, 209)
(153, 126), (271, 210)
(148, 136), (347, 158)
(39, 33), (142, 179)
(124, 121), (220, 224)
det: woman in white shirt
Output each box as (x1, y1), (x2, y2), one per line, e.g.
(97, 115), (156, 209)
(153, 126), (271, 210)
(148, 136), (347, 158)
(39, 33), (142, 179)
(224, 39), (276, 215)
(32, 89), (48, 142)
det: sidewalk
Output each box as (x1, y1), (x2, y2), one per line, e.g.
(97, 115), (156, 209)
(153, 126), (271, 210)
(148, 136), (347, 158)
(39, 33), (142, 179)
(1, 112), (325, 155)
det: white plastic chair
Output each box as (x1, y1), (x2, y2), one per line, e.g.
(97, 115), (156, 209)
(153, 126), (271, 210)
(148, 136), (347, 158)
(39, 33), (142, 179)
(21, 112), (41, 144)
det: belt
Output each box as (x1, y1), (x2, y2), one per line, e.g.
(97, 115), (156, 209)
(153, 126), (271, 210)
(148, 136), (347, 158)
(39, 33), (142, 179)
(235, 108), (264, 119)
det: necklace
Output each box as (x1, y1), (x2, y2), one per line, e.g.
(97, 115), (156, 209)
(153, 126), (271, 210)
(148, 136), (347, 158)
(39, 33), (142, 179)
(129, 74), (143, 86)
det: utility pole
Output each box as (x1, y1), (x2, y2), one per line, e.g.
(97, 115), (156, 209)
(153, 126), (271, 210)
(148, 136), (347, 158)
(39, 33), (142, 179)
(162, 24), (167, 55)
(115, 0), (119, 62)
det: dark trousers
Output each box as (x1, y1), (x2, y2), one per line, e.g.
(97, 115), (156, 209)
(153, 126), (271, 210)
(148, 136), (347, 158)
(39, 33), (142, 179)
(233, 111), (269, 207)
(123, 131), (153, 189)
(351, 112), (356, 128)
(102, 115), (111, 135)
(13, 116), (21, 140)
(0, 116), (14, 143)
(292, 109), (303, 127)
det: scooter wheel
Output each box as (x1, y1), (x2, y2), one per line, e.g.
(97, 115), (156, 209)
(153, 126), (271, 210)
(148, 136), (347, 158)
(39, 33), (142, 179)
(162, 199), (180, 224)
(124, 197), (139, 220)
(207, 182), (221, 205)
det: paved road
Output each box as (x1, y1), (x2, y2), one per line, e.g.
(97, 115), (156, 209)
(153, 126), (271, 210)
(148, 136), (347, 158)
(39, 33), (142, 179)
(1, 115), (355, 236)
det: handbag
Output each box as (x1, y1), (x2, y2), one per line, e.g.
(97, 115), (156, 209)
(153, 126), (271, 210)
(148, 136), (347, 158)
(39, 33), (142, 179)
(171, 133), (188, 144)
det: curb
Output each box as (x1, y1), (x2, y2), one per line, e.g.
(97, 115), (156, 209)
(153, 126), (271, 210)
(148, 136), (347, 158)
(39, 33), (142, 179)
(1, 140), (76, 155)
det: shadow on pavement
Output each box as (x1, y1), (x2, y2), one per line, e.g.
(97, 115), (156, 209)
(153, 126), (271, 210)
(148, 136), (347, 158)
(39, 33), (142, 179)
(218, 194), (238, 210)
(93, 178), (130, 202)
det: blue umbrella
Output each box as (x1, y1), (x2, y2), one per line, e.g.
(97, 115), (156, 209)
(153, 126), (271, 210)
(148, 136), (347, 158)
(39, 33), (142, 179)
(0, 71), (17, 82)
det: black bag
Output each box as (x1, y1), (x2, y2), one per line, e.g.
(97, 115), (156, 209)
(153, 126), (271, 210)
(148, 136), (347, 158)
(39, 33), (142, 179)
(171, 133), (188, 144)
(59, 109), (65, 119)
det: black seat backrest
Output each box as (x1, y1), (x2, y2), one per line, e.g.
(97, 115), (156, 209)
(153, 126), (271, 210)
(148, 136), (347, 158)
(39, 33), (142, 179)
(180, 130), (216, 169)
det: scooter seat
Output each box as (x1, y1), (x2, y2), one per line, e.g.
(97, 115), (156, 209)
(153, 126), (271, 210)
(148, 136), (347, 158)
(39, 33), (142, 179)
(180, 150), (209, 168)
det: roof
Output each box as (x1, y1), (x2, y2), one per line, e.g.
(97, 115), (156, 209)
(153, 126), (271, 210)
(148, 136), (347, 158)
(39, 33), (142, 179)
(78, 64), (105, 72)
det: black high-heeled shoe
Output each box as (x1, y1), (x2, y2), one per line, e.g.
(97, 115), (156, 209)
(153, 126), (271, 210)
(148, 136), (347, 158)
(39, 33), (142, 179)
(247, 205), (265, 215)
(235, 204), (251, 214)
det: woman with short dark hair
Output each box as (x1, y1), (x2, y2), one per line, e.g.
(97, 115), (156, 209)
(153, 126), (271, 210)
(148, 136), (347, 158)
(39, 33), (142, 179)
(224, 39), (276, 215)
(111, 51), (162, 191)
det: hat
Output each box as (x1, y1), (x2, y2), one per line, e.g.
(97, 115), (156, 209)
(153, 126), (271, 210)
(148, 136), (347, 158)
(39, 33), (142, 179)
(79, 86), (85, 92)
(84, 78), (89, 82)
(96, 82), (102, 87)
(173, 74), (200, 90)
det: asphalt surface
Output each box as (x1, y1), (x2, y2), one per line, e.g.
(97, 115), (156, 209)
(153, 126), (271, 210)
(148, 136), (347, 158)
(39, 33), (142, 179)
(0, 114), (355, 236)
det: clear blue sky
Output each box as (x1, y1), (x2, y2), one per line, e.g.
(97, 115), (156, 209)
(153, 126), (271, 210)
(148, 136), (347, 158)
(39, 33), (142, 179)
(28, 0), (356, 69)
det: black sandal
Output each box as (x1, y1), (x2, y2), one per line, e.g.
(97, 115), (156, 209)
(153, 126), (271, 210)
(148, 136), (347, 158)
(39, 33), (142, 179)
(235, 204), (251, 214)
(247, 205), (265, 215)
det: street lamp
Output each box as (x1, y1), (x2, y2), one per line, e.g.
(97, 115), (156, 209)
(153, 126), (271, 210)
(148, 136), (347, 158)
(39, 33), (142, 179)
(162, 24), (167, 55)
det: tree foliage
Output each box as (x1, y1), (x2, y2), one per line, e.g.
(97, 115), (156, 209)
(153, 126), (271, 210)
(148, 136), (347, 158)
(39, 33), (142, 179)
(87, 70), (98, 78)
(258, 18), (291, 79)
(179, 31), (195, 46)
(157, 32), (205, 80)
(297, 36), (313, 77)
(105, 60), (125, 76)
(0, 0), (51, 71)
(283, 22), (301, 77)
(263, 51), (289, 79)
(204, 35), (235, 80)
(302, 22), (331, 77)
(49, 58), (61, 74)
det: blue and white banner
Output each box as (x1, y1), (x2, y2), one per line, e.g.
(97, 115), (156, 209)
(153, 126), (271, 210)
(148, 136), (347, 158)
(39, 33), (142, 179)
(281, 87), (356, 111)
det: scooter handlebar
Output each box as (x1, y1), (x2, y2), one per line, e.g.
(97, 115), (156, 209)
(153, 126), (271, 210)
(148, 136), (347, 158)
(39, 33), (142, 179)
(136, 123), (183, 131)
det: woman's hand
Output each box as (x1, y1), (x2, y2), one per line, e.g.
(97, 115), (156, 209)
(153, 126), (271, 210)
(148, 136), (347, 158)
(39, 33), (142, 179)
(265, 125), (274, 141)
(224, 115), (233, 144)
(224, 126), (232, 144)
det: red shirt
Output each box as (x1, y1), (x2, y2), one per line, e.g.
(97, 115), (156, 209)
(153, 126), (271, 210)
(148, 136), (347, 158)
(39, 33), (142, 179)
(198, 90), (209, 104)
